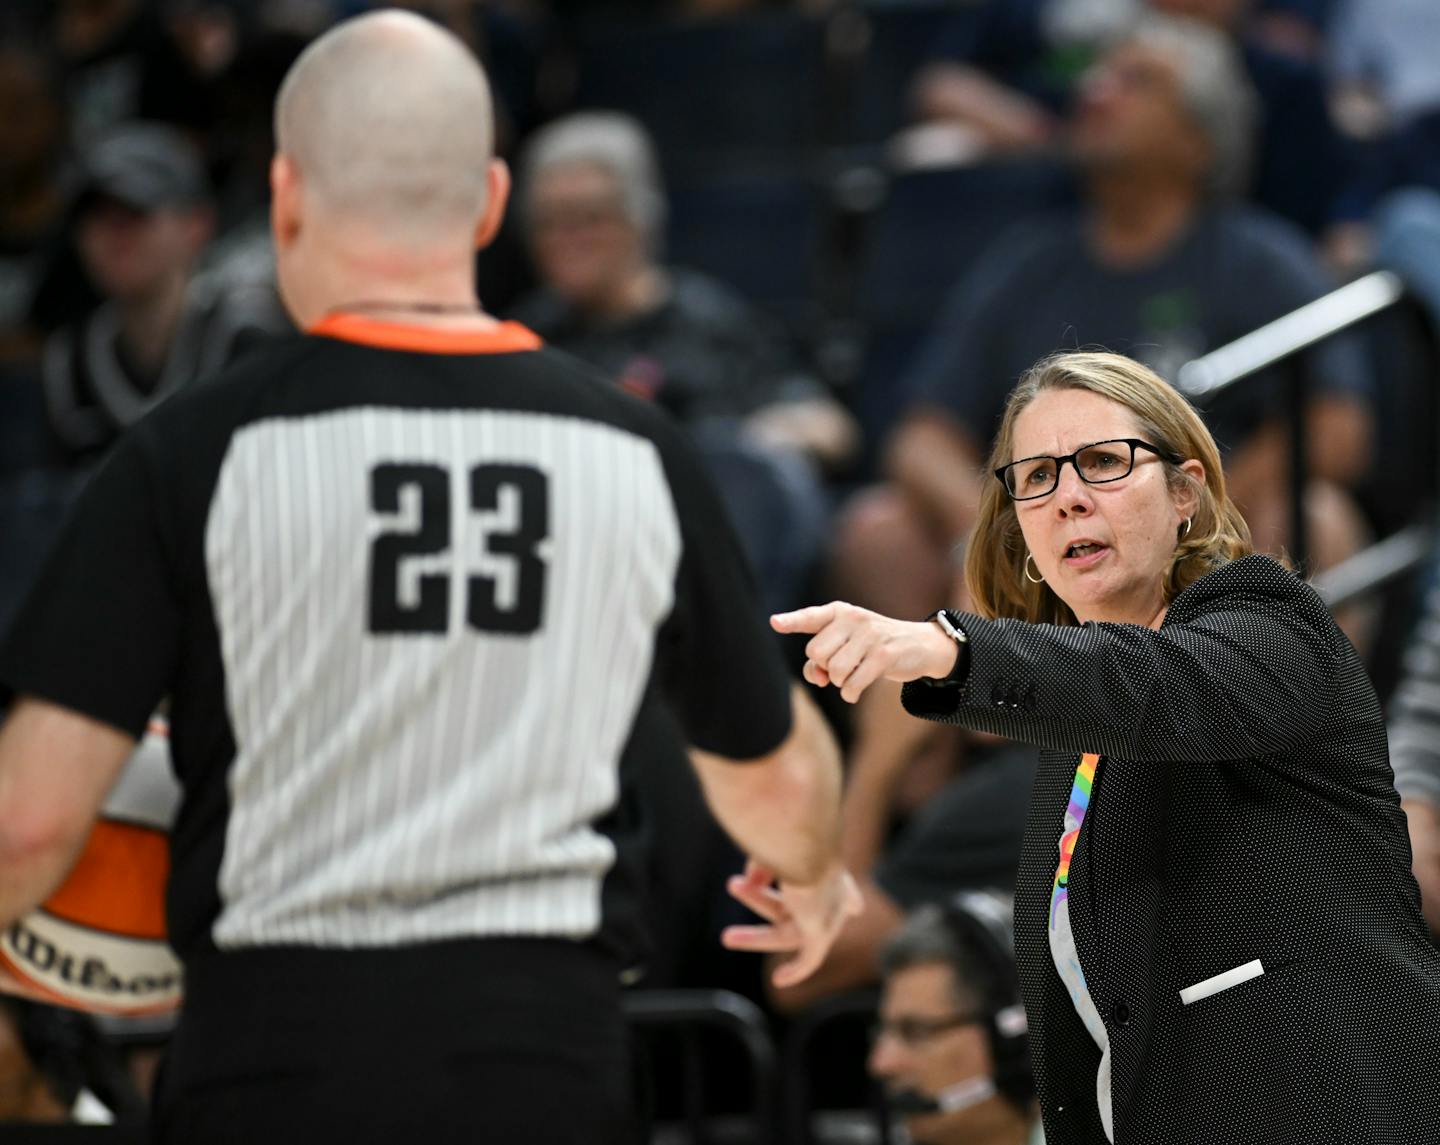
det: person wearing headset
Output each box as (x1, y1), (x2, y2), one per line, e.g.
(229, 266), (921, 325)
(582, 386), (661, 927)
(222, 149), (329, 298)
(870, 891), (1043, 1145)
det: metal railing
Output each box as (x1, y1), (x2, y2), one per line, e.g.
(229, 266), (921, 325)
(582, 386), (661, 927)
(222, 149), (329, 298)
(624, 988), (781, 1145)
(781, 990), (886, 1145)
(1176, 270), (1421, 587)
(1310, 522), (1434, 611)
(1176, 272), (1406, 401)
(624, 988), (890, 1145)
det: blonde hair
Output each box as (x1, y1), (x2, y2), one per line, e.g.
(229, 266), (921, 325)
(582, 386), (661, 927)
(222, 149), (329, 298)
(966, 350), (1253, 624)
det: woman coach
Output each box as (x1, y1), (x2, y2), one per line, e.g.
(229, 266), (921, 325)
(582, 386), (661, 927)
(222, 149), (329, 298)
(750, 351), (1440, 1143)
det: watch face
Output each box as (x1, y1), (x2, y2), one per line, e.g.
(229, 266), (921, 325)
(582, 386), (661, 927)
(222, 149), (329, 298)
(934, 610), (966, 642)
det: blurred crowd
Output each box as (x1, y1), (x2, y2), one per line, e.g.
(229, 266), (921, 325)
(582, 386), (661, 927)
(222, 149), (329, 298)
(3, 0), (1440, 1139)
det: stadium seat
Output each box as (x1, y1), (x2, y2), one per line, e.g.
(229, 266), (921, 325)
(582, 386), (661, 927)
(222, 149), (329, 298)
(569, 13), (829, 167)
(665, 167), (827, 331)
(857, 159), (1073, 329)
(850, 159), (1075, 454)
(846, 2), (986, 146)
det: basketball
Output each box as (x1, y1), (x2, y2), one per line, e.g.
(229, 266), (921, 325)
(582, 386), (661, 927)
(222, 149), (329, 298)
(0, 718), (181, 1016)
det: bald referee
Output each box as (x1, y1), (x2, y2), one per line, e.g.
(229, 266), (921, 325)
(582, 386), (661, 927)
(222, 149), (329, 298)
(0, 12), (859, 1143)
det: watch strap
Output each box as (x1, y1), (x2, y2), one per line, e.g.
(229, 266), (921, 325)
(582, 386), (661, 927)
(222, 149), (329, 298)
(925, 608), (970, 686)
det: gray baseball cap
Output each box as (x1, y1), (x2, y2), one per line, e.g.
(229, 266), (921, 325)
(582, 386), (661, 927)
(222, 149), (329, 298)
(73, 122), (211, 214)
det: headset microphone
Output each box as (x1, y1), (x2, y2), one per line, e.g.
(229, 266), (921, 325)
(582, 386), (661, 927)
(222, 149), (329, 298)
(887, 1077), (998, 1116)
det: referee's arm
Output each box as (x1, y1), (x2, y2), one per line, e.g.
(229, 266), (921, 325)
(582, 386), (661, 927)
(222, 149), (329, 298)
(690, 684), (843, 885)
(691, 685), (861, 989)
(653, 421), (860, 986)
(0, 699), (133, 930)
(0, 431), (177, 944)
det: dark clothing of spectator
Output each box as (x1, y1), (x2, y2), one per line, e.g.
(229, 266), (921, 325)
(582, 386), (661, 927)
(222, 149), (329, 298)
(17, 243), (100, 348)
(41, 272), (285, 467)
(512, 268), (831, 613)
(0, 360), (82, 639)
(1258, 0), (1335, 28)
(59, 4), (211, 148)
(904, 204), (1371, 455)
(875, 742), (1036, 908)
(1340, 111), (1440, 220)
(0, 222), (66, 359)
(512, 268), (824, 428)
(1242, 40), (1352, 235)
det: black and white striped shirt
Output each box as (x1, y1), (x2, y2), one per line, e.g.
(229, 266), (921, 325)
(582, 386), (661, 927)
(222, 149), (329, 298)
(0, 313), (792, 958)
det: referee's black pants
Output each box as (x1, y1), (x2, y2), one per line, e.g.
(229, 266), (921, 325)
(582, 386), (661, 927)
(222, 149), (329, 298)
(153, 938), (635, 1144)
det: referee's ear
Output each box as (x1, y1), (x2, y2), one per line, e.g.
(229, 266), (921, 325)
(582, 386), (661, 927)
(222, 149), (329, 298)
(474, 159), (511, 252)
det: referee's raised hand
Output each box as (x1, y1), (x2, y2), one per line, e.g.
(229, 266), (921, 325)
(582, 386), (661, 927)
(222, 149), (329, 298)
(721, 858), (862, 989)
(772, 603), (961, 704)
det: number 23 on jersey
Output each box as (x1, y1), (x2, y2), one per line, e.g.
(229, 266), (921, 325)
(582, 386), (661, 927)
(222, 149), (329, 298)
(366, 461), (550, 636)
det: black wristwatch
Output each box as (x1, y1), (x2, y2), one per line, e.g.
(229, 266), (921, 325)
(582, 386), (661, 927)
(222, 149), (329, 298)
(924, 608), (970, 686)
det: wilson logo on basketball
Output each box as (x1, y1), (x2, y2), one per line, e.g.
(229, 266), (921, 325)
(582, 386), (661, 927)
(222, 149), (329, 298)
(3, 916), (182, 1004)
(0, 720), (184, 1015)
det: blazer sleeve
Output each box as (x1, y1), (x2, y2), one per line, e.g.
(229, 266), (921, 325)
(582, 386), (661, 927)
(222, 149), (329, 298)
(901, 566), (1345, 763)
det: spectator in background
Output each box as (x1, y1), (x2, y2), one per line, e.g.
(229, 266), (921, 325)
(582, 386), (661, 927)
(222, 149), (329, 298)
(513, 111), (856, 610)
(1324, 0), (1440, 266)
(1328, 0), (1440, 140)
(202, 31), (309, 271)
(869, 895), (1042, 1145)
(0, 51), (72, 365)
(1382, 571), (1440, 933)
(0, 50), (81, 639)
(911, 0), (1349, 237)
(53, 0), (212, 148)
(42, 122), (287, 469)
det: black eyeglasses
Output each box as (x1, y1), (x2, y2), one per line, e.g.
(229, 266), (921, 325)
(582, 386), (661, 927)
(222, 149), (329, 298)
(995, 438), (1180, 502)
(871, 1013), (981, 1048)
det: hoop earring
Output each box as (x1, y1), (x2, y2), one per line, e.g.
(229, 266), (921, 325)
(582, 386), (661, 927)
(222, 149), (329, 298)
(1179, 517), (1193, 540)
(1024, 553), (1045, 584)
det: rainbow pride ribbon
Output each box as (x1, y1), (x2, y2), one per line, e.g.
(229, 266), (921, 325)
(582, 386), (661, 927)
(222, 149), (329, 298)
(1049, 752), (1100, 928)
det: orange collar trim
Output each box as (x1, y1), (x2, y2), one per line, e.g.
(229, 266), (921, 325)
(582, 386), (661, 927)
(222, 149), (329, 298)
(308, 312), (543, 355)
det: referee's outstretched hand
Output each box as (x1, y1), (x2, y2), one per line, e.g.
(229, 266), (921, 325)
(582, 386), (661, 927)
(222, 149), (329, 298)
(721, 859), (863, 989)
(772, 603), (959, 705)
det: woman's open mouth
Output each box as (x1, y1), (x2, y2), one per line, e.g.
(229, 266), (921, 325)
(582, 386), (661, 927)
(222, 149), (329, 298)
(1062, 541), (1110, 567)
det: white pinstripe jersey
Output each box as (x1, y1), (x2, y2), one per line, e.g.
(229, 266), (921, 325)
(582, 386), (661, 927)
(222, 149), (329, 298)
(0, 315), (793, 957)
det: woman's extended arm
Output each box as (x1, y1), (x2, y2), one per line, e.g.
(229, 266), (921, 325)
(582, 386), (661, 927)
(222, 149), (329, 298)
(774, 564), (1346, 763)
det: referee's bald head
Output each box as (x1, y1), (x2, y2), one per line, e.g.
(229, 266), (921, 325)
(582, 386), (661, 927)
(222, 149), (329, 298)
(274, 9), (495, 242)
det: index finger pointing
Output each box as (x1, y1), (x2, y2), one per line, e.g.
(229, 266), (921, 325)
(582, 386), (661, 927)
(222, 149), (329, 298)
(771, 603), (840, 635)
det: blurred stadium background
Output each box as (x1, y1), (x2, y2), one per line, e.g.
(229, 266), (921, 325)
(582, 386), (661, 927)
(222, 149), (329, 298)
(1, 0), (1438, 1140)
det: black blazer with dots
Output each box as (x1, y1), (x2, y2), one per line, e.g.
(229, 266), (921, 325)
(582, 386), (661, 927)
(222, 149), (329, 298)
(903, 554), (1440, 1145)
